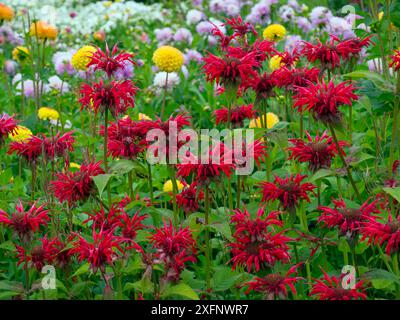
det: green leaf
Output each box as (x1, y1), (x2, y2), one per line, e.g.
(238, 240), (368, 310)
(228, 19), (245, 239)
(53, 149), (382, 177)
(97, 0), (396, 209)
(310, 169), (333, 182)
(92, 174), (113, 198)
(337, 238), (351, 253)
(0, 241), (16, 251)
(371, 279), (394, 290)
(344, 71), (392, 91)
(161, 282), (199, 300)
(124, 277), (153, 294)
(363, 269), (400, 285)
(111, 159), (135, 175)
(382, 187), (400, 203)
(71, 263), (90, 278)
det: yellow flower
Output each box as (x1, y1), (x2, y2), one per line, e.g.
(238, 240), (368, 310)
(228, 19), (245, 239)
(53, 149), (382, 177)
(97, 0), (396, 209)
(152, 46), (184, 73)
(163, 179), (184, 193)
(263, 24), (286, 42)
(269, 55), (284, 71)
(138, 113), (151, 121)
(12, 46), (30, 63)
(69, 162), (81, 169)
(38, 107), (59, 121)
(249, 113), (279, 129)
(29, 21), (58, 40)
(93, 30), (105, 41)
(71, 45), (97, 71)
(0, 3), (14, 21)
(9, 126), (32, 142)
(378, 11), (384, 21)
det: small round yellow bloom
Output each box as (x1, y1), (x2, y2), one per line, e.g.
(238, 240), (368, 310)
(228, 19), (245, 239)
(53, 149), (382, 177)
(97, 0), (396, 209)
(249, 113), (279, 129)
(269, 55), (284, 71)
(378, 11), (384, 21)
(0, 3), (14, 21)
(29, 21), (58, 40)
(138, 113), (151, 121)
(38, 107), (59, 121)
(71, 45), (97, 71)
(263, 24), (286, 42)
(163, 179), (184, 193)
(152, 46), (184, 73)
(12, 46), (30, 63)
(9, 126), (32, 142)
(70, 162), (81, 169)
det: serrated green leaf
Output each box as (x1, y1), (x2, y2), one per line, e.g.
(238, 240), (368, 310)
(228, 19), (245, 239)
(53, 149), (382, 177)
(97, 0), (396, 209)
(161, 282), (199, 300)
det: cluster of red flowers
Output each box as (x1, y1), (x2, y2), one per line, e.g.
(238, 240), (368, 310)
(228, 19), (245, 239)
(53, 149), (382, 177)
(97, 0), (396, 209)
(0, 113), (18, 145)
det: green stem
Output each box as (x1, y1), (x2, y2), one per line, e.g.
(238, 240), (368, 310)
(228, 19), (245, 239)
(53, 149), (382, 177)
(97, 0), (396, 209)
(204, 187), (211, 295)
(169, 165), (179, 225)
(103, 108), (111, 205)
(128, 170), (133, 199)
(147, 163), (154, 204)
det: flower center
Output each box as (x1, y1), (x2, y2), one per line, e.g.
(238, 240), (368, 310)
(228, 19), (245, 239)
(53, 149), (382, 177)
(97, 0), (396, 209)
(339, 208), (360, 219)
(309, 141), (328, 152)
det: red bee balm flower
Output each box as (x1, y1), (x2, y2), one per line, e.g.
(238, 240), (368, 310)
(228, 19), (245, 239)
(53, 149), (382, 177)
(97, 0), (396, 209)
(361, 214), (400, 255)
(228, 207), (290, 272)
(79, 79), (137, 117)
(16, 236), (57, 271)
(0, 200), (49, 242)
(86, 43), (135, 78)
(293, 79), (358, 124)
(274, 67), (320, 90)
(301, 36), (342, 71)
(176, 183), (204, 214)
(224, 16), (258, 39)
(50, 161), (104, 205)
(214, 104), (256, 127)
(288, 130), (348, 172)
(389, 50), (400, 71)
(336, 36), (373, 61)
(310, 269), (367, 300)
(0, 113), (18, 144)
(318, 197), (379, 237)
(245, 264), (302, 300)
(259, 174), (316, 211)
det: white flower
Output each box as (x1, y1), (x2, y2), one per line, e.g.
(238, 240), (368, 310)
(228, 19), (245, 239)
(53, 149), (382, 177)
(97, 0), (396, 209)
(153, 71), (180, 90)
(48, 75), (70, 93)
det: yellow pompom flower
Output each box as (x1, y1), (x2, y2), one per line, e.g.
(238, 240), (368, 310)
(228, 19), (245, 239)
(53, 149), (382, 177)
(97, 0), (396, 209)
(269, 55), (284, 71)
(12, 46), (30, 63)
(152, 46), (184, 73)
(263, 24), (286, 42)
(70, 162), (81, 169)
(163, 180), (184, 193)
(29, 21), (58, 40)
(138, 113), (151, 121)
(0, 3), (14, 21)
(71, 45), (97, 71)
(9, 126), (32, 142)
(38, 107), (59, 121)
(249, 113), (279, 129)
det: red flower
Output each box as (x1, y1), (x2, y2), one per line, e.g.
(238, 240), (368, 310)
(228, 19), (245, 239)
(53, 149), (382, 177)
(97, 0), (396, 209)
(84, 205), (121, 232)
(118, 209), (147, 241)
(202, 50), (260, 90)
(245, 264), (302, 299)
(389, 50), (400, 71)
(16, 236), (56, 271)
(228, 207), (290, 272)
(71, 227), (125, 273)
(214, 104), (256, 127)
(101, 117), (146, 160)
(8, 134), (43, 162)
(310, 269), (367, 300)
(336, 36), (373, 61)
(50, 161), (104, 205)
(87, 43), (135, 78)
(301, 36), (342, 70)
(288, 130), (348, 172)
(274, 67), (320, 90)
(43, 131), (75, 160)
(224, 16), (258, 39)
(234, 138), (266, 168)
(79, 79), (137, 117)
(293, 79), (358, 124)
(361, 214), (400, 255)
(176, 183), (204, 214)
(177, 142), (235, 185)
(0, 113), (18, 144)
(48, 236), (74, 269)
(251, 72), (277, 100)
(318, 197), (379, 237)
(0, 200), (49, 242)
(259, 174), (316, 211)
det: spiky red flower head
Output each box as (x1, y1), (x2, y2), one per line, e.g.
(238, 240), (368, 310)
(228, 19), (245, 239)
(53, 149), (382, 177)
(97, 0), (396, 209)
(228, 207), (290, 272)
(214, 104), (256, 127)
(288, 130), (348, 172)
(79, 79), (137, 117)
(224, 15), (258, 39)
(250, 40), (277, 63)
(310, 269), (367, 300)
(202, 50), (260, 91)
(301, 35), (342, 70)
(71, 227), (125, 273)
(8, 134), (43, 162)
(50, 161), (104, 206)
(0, 113), (18, 145)
(86, 43), (135, 78)
(293, 79), (358, 124)
(336, 36), (373, 61)
(276, 51), (299, 68)
(361, 214), (400, 255)
(16, 236), (56, 271)
(389, 50), (400, 72)
(234, 138), (266, 168)
(251, 72), (277, 100)
(318, 197), (379, 237)
(176, 183), (204, 214)
(274, 67), (320, 90)
(245, 264), (302, 299)
(101, 117), (146, 160)
(118, 209), (147, 241)
(0, 200), (49, 242)
(259, 174), (316, 211)
(177, 142), (235, 185)
(48, 236), (74, 269)
(43, 131), (75, 160)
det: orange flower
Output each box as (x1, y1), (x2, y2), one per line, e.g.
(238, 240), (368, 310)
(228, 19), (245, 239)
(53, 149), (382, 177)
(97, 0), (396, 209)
(0, 3), (14, 21)
(29, 21), (58, 40)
